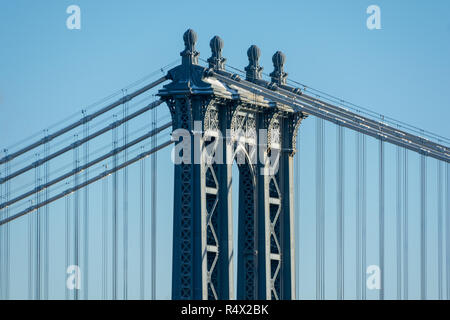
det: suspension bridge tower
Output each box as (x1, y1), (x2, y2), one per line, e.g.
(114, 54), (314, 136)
(158, 29), (305, 300)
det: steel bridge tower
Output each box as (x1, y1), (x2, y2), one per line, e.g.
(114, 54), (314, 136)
(158, 29), (305, 300)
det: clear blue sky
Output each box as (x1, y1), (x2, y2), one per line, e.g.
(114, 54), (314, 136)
(0, 0), (449, 299)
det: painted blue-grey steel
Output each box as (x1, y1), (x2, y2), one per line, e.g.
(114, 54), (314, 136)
(159, 30), (303, 300)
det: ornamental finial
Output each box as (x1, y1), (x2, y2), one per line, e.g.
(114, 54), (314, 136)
(270, 51), (288, 85)
(207, 35), (226, 70)
(181, 28), (199, 65)
(245, 45), (263, 81)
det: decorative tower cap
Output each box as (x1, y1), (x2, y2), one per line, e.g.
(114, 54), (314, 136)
(245, 45), (263, 81)
(247, 45), (260, 63)
(207, 35), (226, 70)
(270, 51), (288, 85)
(181, 28), (199, 65)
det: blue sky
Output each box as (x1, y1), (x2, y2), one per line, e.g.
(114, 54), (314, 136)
(0, 0), (449, 299)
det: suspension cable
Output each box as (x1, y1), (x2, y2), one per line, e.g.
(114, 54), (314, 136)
(140, 150), (146, 300)
(356, 132), (361, 300)
(151, 96), (157, 300)
(438, 161), (443, 299)
(362, 134), (367, 300)
(0, 160), (3, 300)
(379, 139), (385, 300)
(28, 199), (34, 300)
(396, 146), (402, 300)
(73, 135), (80, 300)
(82, 112), (89, 300)
(0, 100), (164, 185)
(0, 141), (173, 226)
(337, 125), (344, 300)
(295, 125), (300, 300)
(43, 132), (49, 300)
(122, 90), (129, 300)
(403, 149), (409, 300)
(446, 162), (450, 300)
(315, 117), (325, 300)
(0, 121), (171, 211)
(102, 164), (108, 300)
(35, 152), (41, 300)
(65, 189), (71, 300)
(112, 115), (118, 301)
(212, 59), (449, 145)
(420, 154), (427, 300)
(0, 76), (168, 166)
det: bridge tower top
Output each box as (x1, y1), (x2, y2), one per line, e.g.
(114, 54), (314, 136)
(158, 28), (304, 119)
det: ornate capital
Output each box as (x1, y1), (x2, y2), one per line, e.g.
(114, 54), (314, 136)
(289, 112), (307, 156)
(267, 112), (281, 151)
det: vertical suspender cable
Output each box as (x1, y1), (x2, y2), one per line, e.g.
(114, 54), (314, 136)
(361, 135), (367, 300)
(73, 135), (79, 300)
(337, 125), (344, 300)
(315, 117), (324, 300)
(420, 154), (427, 300)
(446, 163), (450, 300)
(65, 188), (71, 300)
(112, 115), (118, 300)
(356, 133), (368, 300)
(1, 149), (11, 300)
(379, 139), (384, 300)
(403, 149), (409, 299)
(356, 132), (361, 300)
(6, 150), (11, 299)
(396, 146), (402, 299)
(35, 153), (41, 300)
(29, 199), (34, 299)
(83, 111), (89, 300)
(122, 90), (129, 300)
(140, 151), (146, 300)
(437, 161), (443, 300)
(1, 152), (5, 300)
(44, 132), (49, 300)
(0, 160), (3, 300)
(295, 125), (300, 300)
(321, 119), (325, 299)
(151, 98), (157, 300)
(102, 165), (108, 300)
(315, 117), (319, 299)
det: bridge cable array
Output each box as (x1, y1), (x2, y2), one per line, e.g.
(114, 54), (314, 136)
(315, 118), (325, 299)
(83, 112), (90, 300)
(1, 57), (450, 300)
(356, 131), (366, 300)
(336, 125), (344, 300)
(0, 61), (172, 301)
